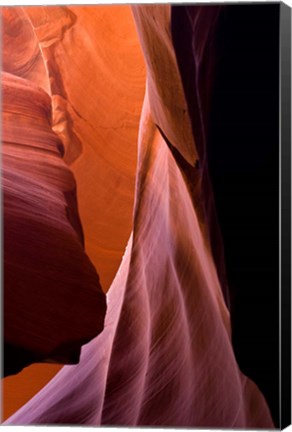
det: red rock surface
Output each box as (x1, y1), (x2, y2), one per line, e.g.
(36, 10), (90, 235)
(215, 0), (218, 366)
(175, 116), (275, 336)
(2, 4), (145, 419)
(2, 4), (275, 428)
(4, 90), (273, 429)
(2, 71), (106, 376)
(2, 7), (50, 92)
(23, 5), (146, 290)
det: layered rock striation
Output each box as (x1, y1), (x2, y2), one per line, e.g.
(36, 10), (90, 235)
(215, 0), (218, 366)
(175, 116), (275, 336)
(2, 4), (276, 429)
(2, 71), (106, 376)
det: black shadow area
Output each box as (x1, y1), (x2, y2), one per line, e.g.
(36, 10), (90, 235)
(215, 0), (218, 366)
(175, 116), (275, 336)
(172, 3), (280, 427)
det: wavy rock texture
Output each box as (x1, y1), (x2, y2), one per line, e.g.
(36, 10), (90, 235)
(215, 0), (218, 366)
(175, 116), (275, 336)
(24, 5), (146, 291)
(2, 7), (50, 93)
(4, 88), (273, 429)
(2, 71), (106, 376)
(2, 4), (275, 429)
(2, 5), (145, 418)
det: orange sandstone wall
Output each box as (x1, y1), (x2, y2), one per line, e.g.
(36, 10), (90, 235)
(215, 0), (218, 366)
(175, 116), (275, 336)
(2, 5), (145, 420)
(2, 4), (276, 429)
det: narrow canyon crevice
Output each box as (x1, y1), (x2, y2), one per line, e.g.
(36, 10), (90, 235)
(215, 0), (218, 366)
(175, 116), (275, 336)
(2, 4), (278, 428)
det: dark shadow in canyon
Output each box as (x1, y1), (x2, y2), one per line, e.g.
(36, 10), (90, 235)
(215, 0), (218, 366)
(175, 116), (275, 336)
(172, 4), (279, 427)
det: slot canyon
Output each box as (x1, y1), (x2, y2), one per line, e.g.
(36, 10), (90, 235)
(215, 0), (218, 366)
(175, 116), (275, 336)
(1, 4), (279, 428)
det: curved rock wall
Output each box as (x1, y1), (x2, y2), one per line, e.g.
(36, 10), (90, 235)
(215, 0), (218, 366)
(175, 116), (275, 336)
(2, 4), (275, 428)
(2, 70), (107, 375)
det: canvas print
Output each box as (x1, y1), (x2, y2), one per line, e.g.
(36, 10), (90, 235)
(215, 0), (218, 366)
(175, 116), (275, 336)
(1, 3), (288, 429)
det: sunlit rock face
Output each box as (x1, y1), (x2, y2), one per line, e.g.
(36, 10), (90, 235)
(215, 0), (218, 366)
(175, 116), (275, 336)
(2, 5), (145, 417)
(2, 4), (275, 429)
(23, 5), (146, 291)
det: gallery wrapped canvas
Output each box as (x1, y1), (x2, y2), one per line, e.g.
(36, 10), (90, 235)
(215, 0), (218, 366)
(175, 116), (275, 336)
(1, 2), (291, 430)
